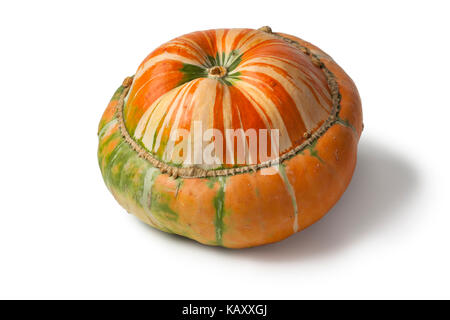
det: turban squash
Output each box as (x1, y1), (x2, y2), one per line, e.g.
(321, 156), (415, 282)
(97, 26), (363, 248)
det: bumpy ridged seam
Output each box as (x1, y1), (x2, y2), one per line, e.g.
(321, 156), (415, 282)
(114, 27), (342, 179)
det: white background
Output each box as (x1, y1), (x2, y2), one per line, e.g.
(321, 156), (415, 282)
(1, 0), (449, 299)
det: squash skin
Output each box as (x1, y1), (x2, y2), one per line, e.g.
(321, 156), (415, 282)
(98, 32), (362, 248)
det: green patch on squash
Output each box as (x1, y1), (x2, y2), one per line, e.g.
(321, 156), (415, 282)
(213, 177), (227, 245)
(174, 178), (184, 198)
(305, 140), (324, 163)
(179, 50), (243, 88)
(179, 63), (207, 86)
(335, 116), (357, 133)
(150, 191), (178, 222)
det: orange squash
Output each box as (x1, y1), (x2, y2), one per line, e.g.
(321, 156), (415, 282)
(97, 27), (362, 248)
